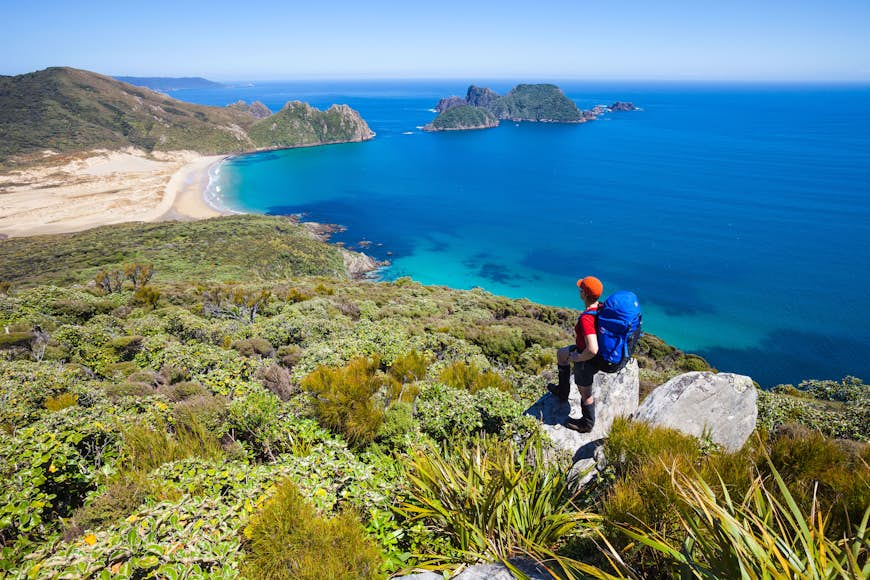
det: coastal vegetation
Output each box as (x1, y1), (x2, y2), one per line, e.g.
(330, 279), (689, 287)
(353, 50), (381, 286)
(0, 68), (372, 169)
(0, 215), (866, 578)
(424, 105), (498, 132)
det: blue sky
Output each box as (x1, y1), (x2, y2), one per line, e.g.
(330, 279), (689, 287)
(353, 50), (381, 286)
(3, 0), (868, 81)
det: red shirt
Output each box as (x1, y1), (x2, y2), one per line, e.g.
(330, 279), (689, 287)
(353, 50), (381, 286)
(574, 305), (599, 351)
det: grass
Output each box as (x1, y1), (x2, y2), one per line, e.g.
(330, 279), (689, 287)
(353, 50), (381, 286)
(0, 215), (347, 287)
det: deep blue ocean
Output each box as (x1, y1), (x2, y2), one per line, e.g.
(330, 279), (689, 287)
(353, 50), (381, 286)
(169, 81), (870, 386)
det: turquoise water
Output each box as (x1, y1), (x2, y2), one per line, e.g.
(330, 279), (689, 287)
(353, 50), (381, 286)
(172, 81), (870, 386)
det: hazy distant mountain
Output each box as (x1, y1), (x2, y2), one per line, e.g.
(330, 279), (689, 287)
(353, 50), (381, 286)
(113, 76), (223, 91)
(0, 67), (373, 167)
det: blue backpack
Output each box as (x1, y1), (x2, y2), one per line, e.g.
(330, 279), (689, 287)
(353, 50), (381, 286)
(584, 290), (642, 372)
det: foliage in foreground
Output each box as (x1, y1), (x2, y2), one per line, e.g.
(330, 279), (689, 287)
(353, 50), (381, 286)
(398, 433), (620, 579)
(241, 478), (384, 580)
(619, 461), (870, 579)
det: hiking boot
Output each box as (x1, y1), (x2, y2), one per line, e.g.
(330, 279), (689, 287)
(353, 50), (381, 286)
(546, 365), (571, 401)
(564, 416), (593, 433)
(564, 402), (596, 433)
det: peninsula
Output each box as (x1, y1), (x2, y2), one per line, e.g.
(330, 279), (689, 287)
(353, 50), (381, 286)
(0, 67), (374, 237)
(424, 83), (638, 131)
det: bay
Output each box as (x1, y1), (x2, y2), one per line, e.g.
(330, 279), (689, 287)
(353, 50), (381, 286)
(171, 81), (870, 386)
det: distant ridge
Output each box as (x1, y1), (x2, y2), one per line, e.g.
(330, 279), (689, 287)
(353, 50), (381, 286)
(113, 76), (223, 91)
(0, 67), (374, 167)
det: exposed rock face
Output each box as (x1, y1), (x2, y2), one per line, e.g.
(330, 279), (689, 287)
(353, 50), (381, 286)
(634, 372), (757, 452)
(466, 85), (501, 108)
(609, 101), (638, 112)
(341, 248), (387, 279)
(226, 100), (272, 119)
(525, 359), (639, 483)
(435, 96), (466, 113)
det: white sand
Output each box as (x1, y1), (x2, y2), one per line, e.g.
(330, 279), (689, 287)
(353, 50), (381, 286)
(0, 148), (227, 238)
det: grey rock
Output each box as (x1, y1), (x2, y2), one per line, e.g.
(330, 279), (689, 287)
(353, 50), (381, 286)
(435, 95), (466, 113)
(634, 371), (757, 451)
(466, 85), (501, 108)
(525, 360), (639, 483)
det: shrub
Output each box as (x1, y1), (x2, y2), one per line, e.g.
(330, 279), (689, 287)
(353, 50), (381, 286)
(241, 478), (384, 579)
(474, 388), (523, 434)
(255, 363), (295, 401)
(131, 285), (160, 308)
(108, 335), (143, 360)
(397, 433), (604, 577)
(375, 402), (417, 449)
(231, 337), (275, 358)
(277, 344), (303, 368)
(617, 461), (870, 580)
(225, 391), (286, 460)
(45, 392), (78, 412)
(388, 350), (430, 383)
(103, 381), (155, 399)
(438, 360), (512, 394)
(63, 480), (148, 540)
(172, 394), (228, 435)
(301, 357), (387, 447)
(416, 383), (481, 441)
(159, 380), (207, 402)
(121, 417), (223, 476)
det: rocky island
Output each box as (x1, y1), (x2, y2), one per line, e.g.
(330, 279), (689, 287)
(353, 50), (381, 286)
(425, 83), (638, 131)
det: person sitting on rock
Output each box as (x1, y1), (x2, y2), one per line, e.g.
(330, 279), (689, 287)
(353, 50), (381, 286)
(547, 275), (603, 433)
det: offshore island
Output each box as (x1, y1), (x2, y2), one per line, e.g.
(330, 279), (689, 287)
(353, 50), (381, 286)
(424, 83), (637, 131)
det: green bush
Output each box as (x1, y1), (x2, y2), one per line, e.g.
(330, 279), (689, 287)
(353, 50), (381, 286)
(375, 402), (417, 449)
(241, 478), (384, 579)
(438, 360), (512, 394)
(301, 357), (387, 447)
(121, 417), (223, 476)
(231, 337), (275, 358)
(63, 480), (148, 540)
(398, 433), (602, 576)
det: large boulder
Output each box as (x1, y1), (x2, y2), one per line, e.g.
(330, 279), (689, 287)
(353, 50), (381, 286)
(525, 360), (639, 482)
(634, 371), (757, 452)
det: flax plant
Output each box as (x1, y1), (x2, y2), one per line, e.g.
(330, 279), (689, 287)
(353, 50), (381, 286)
(397, 433), (627, 579)
(618, 460), (870, 579)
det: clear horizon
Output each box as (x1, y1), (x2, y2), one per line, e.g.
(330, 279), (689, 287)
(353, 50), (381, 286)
(3, 0), (868, 82)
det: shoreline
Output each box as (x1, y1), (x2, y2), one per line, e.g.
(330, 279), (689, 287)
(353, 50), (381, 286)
(0, 149), (230, 238)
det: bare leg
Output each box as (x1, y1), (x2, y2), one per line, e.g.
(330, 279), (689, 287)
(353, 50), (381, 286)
(578, 384), (594, 406)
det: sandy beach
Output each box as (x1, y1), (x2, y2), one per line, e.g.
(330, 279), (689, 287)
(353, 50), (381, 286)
(0, 148), (228, 238)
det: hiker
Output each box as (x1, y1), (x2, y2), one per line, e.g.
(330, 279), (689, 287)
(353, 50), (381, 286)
(547, 276), (643, 434)
(548, 275), (604, 433)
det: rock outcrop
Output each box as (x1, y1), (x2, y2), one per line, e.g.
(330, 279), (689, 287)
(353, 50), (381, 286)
(634, 371), (757, 451)
(466, 85), (501, 109)
(609, 101), (638, 112)
(227, 100), (272, 119)
(435, 96), (466, 113)
(525, 359), (639, 483)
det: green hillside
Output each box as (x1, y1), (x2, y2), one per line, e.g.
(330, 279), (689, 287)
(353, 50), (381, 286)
(0, 68), (372, 168)
(0, 217), (866, 577)
(425, 105), (498, 131)
(489, 84), (584, 122)
(248, 102), (374, 148)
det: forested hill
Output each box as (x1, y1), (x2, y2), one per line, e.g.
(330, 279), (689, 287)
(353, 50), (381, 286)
(0, 67), (373, 167)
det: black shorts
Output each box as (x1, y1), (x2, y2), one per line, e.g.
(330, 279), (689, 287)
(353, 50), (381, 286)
(573, 356), (604, 387)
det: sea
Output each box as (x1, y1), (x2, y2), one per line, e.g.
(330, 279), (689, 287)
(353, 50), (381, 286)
(167, 80), (870, 387)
